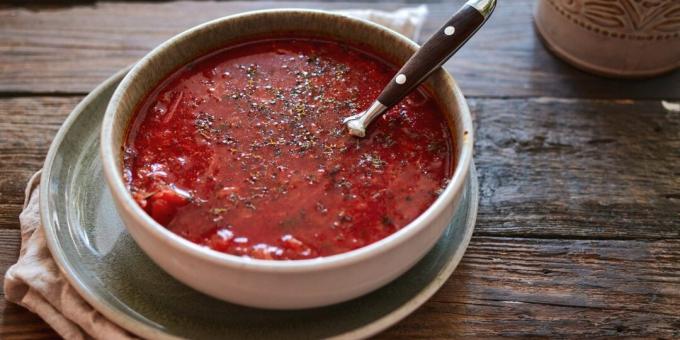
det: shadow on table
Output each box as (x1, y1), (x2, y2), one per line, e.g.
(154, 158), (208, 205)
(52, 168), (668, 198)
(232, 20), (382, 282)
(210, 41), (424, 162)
(0, 299), (59, 338)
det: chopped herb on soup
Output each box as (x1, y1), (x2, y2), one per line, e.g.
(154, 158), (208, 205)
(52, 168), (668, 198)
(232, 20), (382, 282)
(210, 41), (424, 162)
(124, 38), (454, 260)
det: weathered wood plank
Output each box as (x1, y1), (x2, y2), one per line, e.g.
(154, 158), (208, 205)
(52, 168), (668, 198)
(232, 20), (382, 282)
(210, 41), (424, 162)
(1, 96), (678, 239)
(472, 97), (680, 239)
(438, 237), (680, 315)
(0, 1), (678, 99)
(1, 0), (678, 338)
(381, 300), (679, 338)
(0, 230), (21, 273)
(0, 228), (677, 338)
(380, 236), (680, 338)
(0, 97), (80, 229)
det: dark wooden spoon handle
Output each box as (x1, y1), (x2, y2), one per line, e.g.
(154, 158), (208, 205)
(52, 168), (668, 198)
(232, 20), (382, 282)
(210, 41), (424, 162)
(377, 3), (489, 107)
(343, 0), (496, 137)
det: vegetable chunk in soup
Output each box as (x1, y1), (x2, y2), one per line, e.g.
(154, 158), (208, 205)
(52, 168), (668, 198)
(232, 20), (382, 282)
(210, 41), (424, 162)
(124, 37), (454, 260)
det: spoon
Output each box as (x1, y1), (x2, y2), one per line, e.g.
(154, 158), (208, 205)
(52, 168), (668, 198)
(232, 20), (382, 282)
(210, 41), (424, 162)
(343, 0), (497, 137)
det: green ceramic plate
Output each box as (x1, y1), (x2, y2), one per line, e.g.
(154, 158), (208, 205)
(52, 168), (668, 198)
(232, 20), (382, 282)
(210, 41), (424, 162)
(40, 69), (478, 339)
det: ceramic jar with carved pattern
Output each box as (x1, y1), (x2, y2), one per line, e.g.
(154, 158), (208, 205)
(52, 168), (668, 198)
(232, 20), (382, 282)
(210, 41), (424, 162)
(534, 0), (680, 78)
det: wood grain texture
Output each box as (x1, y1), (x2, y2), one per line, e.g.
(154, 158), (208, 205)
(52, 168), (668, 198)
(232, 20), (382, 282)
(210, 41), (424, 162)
(0, 97), (81, 230)
(0, 0), (678, 98)
(1, 96), (677, 238)
(0, 0), (679, 338)
(0, 229), (677, 338)
(1, 94), (678, 337)
(471, 97), (680, 239)
(380, 236), (680, 338)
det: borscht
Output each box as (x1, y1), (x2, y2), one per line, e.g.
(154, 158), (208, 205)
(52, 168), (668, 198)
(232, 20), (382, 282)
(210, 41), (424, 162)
(124, 37), (454, 260)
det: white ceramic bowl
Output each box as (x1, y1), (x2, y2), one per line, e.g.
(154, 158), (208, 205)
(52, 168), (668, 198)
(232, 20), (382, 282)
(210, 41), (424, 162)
(101, 9), (473, 309)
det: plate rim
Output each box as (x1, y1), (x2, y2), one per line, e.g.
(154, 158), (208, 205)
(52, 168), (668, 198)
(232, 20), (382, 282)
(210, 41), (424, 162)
(39, 69), (478, 339)
(331, 166), (478, 339)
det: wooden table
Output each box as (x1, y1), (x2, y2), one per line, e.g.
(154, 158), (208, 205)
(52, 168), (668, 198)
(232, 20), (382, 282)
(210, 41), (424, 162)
(1, 0), (678, 338)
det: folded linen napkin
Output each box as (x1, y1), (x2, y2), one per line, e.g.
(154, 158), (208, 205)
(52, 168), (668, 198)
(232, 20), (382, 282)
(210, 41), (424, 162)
(3, 6), (427, 339)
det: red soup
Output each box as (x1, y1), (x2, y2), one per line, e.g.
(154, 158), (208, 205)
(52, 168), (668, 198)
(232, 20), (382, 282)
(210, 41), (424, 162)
(125, 37), (454, 260)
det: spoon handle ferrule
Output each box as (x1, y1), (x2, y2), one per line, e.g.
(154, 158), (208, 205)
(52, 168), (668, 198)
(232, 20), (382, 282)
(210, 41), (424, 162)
(467, 0), (497, 18)
(343, 101), (389, 137)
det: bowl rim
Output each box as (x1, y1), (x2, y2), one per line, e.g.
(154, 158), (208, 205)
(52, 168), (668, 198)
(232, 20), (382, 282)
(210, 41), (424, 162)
(101, 8), (474, 272)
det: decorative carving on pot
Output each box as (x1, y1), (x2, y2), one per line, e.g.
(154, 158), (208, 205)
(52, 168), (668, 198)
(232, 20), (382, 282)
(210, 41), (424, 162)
(535, 0), (680, 77)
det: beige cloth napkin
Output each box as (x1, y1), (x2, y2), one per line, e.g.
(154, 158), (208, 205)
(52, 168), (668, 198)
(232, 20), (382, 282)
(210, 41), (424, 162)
(3, 6), (427, 340)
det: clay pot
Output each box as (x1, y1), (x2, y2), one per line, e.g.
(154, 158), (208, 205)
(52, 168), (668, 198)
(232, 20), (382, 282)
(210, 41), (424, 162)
(534, 0), (680, 78)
